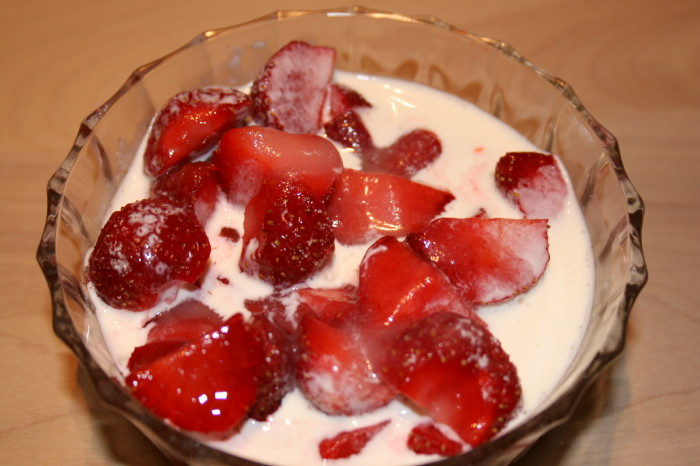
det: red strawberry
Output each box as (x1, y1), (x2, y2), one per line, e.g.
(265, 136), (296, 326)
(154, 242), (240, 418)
(127, 340), (187, 372)
(251, 41), (335, 134)
(295, 313), (395, 416)
(212, 125), (343, 205)
(319, 420), (390, 460)
(239, 180), (335, 286)
(495, 151), (567, 219)
(406, 217), (550, 305)
(144, 87), (251, 176)
(377, 312), (521, 447)
(150, 161), (220, 224)
(126, 314), (264, 438)
(326, 169), (454, 245)
(324, 110), (374, 152)
(362, 129), (442, 177)
(295, 284), (357, 326)
(244, 294), (295, 336)
(407, 423), (464, 457)
(145, 299), (223, 344)
(356, 236), (475, 345)
(247, 313), (296, 421)
(88, 198), (211, 311)
(329, 83), (372, 116)
(219, 226), (240, 243)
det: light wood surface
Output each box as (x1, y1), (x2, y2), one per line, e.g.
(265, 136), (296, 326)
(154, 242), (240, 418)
(1, 0), (698, 464)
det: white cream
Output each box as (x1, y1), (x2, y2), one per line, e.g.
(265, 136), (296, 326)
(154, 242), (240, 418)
(92, 71), (594, 466)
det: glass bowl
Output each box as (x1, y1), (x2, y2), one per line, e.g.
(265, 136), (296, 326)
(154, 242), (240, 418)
(37, 5), (647, 465)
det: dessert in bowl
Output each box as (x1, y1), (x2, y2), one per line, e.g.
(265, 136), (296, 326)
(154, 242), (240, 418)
(37, 6), (647, 465)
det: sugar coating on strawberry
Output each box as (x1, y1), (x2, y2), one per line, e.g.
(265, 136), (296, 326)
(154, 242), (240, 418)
(407, 423), (464, 457)
(377, 312), (521, 447)
(362, 128), (442, 177)
(407, 217), (550, 305)
(88, 198), (211, 311)
(144, 87), (251, 176)
(240, 180), (335, 286)
(126, 314), (264, 439)
(319, 420), (390, 460)
(150, 161), (220, 224)
(212, 126), (343, 205)
(495, 151), (567, 219)
(295, 313), (395, 416)
(251, 41), (335, 134)
(327, 169), (454, 245)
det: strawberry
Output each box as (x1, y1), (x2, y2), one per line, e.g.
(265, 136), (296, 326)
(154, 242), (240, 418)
(295, 313), (395, 416)
(88, 198), (211, 311)
(326, 169), (454, 245)
(323, 110), (374, 152)
(126, 313), (263, 438)
(355, 236), (476, 354)
(127, 340), (187, 372)
(144, 87), (251, 176)
(377, 312), (521, 447)
(247, 313), (296, 421)
(212, 125), (343, 205)
(362, 128), (442, 177)
(239, 180), (335, 286)
(295, 284), (357, 326)
(329, 83), (372, 116)
(495, 151), (567, 219)
(145, 299), (223, 344)
(319, 420), (390, 460)
(406, 217), (550, 305)
(407, 423), (464, 457)
(251, 41), (335, 134)
(219, 226), (240, 243)
(150, 161), (220, 224)
(244, 294), (295, 336)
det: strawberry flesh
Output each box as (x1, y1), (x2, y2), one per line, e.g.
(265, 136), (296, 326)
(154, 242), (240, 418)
(88, 198), (211, 311)
(150, 161), (220, 224)
(407, 422), (464, 457)
(362, 128), (442, 177)
(295, 284), (357, 326)
(324, 110), (374, 152)
(329, 83), (372, 116)
(319, 420), (390, 460)
(251, 41), (335, 134)
(144, 87), (251, 176)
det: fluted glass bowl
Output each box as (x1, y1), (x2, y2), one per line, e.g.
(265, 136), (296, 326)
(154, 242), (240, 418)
(37, 6), (647, 465)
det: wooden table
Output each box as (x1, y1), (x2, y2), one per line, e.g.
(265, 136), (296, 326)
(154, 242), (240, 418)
(1, 0), (698, 464)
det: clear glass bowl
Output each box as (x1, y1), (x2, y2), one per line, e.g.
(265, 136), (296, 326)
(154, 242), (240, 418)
(37, 6), (647, 465)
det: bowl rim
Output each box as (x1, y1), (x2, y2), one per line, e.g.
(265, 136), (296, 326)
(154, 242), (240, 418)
(37, 5), (648, 465)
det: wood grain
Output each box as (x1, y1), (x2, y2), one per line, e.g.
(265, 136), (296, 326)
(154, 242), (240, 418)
(1, 0), (698, 464)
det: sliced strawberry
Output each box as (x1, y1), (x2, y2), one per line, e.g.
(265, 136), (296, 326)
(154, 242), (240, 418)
(88, 198), (211, 311)
(356, 236), (475, 342)
(145, 299), (223, 344)
(323, 110), (374, 152)
(239, 180), (335, 286)
(295, 313), (394, 416)
(362, 129), (442, 177)
(247, 313), (296, 421)
(212, 125), (343, 205)
(219, 226), (240, 243)
(144, 87), (251, 176)
(407, 423), (464, 457)
(127, 340), (187, 372)
(495, 151), (567, 219)
(327, 169), (454, 245)
(251, 41), (335, 134)
(126, 314), (263, 438)
(319, 420), (390, 460)
(329, 83), (372, 116)
(295, 284), (357, 326)
(243, 294), (295, 336)
(406, 217), (550, 305)
(377, 312), (521, 447)
(150, 161), (220, 224)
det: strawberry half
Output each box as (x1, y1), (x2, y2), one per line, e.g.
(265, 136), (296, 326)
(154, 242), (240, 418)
(319, 420), (390, 460)
(407, 423), (464, 457)
(324, 110), (374, 152)
(495, 151), (567, 219)
(251, 41), (335, 134)
(212, 126), (343, 205)
(150, 161), (220, 224)
(88, 198), (211, 311)
(126, 313), (264, 439)
(295, 284), (357, 326)
(295, 313), (395, 416)
(144, 87), (251, 177)
(239, 180), (335, 286)
(406, 217), (550, 305)
(326, 169), (454, 245)
(377, 312), (521, 447)
(362, 128), (442, 177)
(329, 83), (372, 117)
